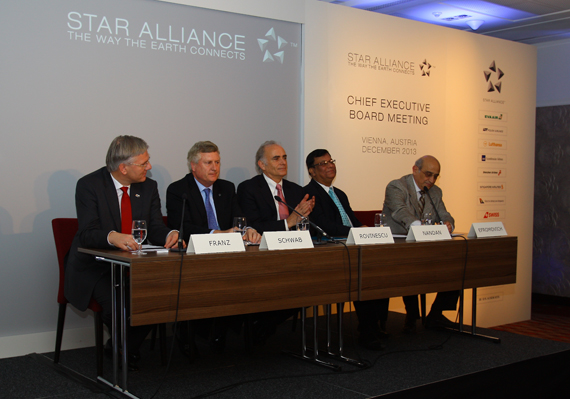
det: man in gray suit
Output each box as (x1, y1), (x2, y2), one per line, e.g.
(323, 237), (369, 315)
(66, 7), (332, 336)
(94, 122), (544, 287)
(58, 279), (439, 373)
(383, 155), (458, 332)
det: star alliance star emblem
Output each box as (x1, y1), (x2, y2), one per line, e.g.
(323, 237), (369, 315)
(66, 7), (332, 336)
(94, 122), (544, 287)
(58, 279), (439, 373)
(257, 27), (288, 64)
(484, 61), (505, 93)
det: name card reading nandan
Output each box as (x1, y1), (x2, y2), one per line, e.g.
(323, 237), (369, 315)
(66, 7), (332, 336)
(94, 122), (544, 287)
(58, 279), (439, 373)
(186, 232), (245, 254)
(346, 227), (394, 245)
(406, 225), (452, 242)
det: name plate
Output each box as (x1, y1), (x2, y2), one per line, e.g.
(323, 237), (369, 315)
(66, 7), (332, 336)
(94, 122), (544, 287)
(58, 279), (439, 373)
(259, 231), (314, 250)
(186, 232), (245, 254)
(468, 222), (507, 238)
(406, 225), (451, 242)
(346, 227), (394, 245)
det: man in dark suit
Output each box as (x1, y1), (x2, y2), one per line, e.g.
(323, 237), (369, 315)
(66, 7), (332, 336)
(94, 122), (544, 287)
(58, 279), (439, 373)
(65, 135), (179, 369)
(166, 141), (260, 243)
(166, 141), (260, 353)
(304, 149), (388, 350)
(237, 141), (314, 234)
(237, 141), (314, 342)
(383, 155), (458, 332)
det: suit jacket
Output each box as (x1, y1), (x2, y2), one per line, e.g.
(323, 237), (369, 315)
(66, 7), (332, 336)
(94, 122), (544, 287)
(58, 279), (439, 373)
(304, 179), (362, 237)
(166, 173), (243, 242)
(382, 174), (454, 235)
(64, 167), (171, 311)
(237, 174), (306, 234)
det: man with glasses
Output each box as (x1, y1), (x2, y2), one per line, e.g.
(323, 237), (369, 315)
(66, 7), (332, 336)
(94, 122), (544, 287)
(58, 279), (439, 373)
(65, 135), (180, 370)
(304, 149), (388, 351)
(382, 155), (458, 333)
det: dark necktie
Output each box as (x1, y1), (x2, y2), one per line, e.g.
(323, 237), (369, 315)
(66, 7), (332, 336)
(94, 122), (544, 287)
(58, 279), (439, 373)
(120, 187), (132, 234)
(204, 188), (220, 230)
(419, 190), (425, 214)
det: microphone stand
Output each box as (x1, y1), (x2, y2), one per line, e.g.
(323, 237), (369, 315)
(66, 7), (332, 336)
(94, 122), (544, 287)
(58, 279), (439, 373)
(273, 196), (334, 243)
(423, 186), (443, 225)
(170, 194), (187, 253)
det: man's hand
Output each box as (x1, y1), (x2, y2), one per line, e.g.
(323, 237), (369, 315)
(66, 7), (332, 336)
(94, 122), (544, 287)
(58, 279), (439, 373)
(243, 227), (261, 244)
(443, 221), (453, 233)
(286, 194), (315, 228)
(165, 231), (182, 248)
(108, 231), (141, 252)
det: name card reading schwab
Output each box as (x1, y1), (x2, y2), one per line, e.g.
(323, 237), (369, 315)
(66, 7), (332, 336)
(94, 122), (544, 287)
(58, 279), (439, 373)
(468, 222), (507, 238)
(186, 232), (245, 254)
(346, 227), (394, 245)
(259, 231), (314, 250)
(406, 225), (452, 242)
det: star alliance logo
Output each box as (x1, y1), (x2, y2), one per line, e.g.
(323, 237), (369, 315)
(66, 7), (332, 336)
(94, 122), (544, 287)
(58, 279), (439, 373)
(257, 27), (288, 64)
(484, 61), (504, 93)
(419, 59), (432, 77)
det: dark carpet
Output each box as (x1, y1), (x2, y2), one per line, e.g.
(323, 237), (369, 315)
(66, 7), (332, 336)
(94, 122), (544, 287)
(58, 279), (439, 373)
(3, 311), (570, 399)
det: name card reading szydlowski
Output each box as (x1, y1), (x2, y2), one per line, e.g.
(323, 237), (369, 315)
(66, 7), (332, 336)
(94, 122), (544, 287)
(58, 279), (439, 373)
(406, 225), (452, 242)
(468, 222), (507, 238)
(346, 227), (394, 245)
(186, 232), (245, 254)
(259, 231), (314, 250)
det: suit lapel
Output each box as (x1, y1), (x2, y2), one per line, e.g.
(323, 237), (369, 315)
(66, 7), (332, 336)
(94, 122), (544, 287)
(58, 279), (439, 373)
(187, 174), (208, 223)
(103, 171), (122, 231)
(130, 183), (143, 221)
(406, 175), (423, 218)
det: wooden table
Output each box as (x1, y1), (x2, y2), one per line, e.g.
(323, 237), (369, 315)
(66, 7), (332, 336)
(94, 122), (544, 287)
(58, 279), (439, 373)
(79, 235), (518, 397)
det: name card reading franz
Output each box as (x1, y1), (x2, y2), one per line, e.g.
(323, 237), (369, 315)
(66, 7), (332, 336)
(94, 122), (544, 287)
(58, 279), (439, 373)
(186, 232), (245, 254)
(346, 227), (394, 245)
(259, 231), (314, 250)
(406, 225), (451, 242)
(468, 222), (507, 238)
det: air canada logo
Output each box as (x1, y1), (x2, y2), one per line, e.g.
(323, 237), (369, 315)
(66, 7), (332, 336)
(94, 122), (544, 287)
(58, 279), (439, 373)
(257, 27), (288, 64)
(484, 61), (505, 93)
(419, 59), (432, 77)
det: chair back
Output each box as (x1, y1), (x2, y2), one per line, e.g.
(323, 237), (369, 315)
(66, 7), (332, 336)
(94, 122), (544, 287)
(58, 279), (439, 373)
(353, 210), (382, 227)
(52, 218), (78, 305)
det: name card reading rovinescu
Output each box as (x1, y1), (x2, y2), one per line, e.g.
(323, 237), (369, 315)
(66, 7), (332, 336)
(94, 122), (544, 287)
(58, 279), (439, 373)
(259, 231), (314, 250)
(346, 227), (394, 245)
(186, 232), (245, 255)
(406, 225), (452, 242)
(468, 222), (507, 238)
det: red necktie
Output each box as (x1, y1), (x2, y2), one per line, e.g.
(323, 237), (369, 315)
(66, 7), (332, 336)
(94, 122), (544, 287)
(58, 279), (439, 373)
(120, 187), (132, 234)
(276, 183), (289, 220)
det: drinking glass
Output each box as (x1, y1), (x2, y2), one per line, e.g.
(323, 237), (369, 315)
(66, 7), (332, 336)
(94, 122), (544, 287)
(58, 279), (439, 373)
(297, 216), (309, 231)
(233, 217), (247, 237)
(374, 212), (385, 227)
(421, 212), (433, 225)
(131, 220), (147, 255)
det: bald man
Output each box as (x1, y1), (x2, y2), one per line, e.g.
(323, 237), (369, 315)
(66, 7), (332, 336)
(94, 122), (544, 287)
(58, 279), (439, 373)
(382, 155), (458, 333)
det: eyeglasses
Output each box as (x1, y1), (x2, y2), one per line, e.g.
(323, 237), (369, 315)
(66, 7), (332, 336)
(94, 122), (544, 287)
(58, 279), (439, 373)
(422, 171), (439, 180)
(128, 160), (150, 168)
(312, 159), (336, 168)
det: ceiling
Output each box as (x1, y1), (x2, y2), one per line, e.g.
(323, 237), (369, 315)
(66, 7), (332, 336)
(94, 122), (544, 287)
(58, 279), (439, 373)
(320, 0), (570, 44)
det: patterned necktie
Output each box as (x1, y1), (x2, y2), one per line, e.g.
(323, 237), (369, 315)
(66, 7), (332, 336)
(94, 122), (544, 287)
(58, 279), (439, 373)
(204, 188), (220, 230)
(276, 183), (289, 220)
(120, 187), (132, 234)
(328, 187), (352, 227)
(418, 190), (425, 214)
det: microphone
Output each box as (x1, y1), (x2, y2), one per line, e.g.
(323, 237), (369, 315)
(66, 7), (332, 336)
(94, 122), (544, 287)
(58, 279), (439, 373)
(273, 195), (330, 239)
(170, 193), (187, 252)
(423, 186), (443, 225)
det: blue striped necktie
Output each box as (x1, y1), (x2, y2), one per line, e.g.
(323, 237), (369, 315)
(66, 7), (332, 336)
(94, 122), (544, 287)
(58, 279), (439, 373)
(328, 187), (351, 227)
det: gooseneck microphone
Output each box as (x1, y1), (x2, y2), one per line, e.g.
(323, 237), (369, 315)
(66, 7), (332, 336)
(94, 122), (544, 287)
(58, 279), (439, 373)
(170, 193), (187, 252)
(423, 186), (443, 225)
(273, 195), (331, 239)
